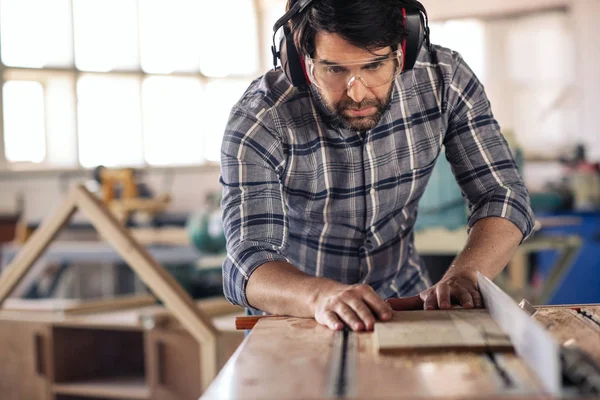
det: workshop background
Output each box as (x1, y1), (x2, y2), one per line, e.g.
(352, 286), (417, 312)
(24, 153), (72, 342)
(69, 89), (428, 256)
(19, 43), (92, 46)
(0, 0), (599, 308)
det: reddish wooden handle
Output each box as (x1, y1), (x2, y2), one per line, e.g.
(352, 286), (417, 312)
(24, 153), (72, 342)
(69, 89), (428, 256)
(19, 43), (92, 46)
(235, 316), (268, 330)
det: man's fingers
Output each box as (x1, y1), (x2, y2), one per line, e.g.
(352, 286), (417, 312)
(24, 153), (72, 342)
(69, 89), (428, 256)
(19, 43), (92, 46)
(363, 292), (393, 320)
(423, 291), (438, 310)
(335, 303), (364, 331)
(456, 288), (474, 308)
(347, 298), (377, 331)
(436, 283), (451, 309)
(321, 311), (344, 331)
(468, 289), (482, 308)
(386, 295), (424, 311)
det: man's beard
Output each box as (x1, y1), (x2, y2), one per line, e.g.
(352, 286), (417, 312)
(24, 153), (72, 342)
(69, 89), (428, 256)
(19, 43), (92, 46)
(317, 85), (393, 132)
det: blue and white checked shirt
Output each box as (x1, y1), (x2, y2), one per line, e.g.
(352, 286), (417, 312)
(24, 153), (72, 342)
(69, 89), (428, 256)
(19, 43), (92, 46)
(220, 45), (535, 313)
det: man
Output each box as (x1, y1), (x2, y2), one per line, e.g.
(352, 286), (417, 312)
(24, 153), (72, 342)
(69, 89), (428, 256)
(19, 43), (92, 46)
(219, 0), (535, 332)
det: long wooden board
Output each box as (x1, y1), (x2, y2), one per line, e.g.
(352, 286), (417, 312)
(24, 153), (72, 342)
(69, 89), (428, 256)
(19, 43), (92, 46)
(374, 309), (513, 354)
(202, 316), (336, 400)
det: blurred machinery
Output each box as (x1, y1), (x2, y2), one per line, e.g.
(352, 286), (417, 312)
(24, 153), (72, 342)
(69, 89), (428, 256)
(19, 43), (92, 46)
(93, 166), (172, 224)
(186, 192), (226, 255)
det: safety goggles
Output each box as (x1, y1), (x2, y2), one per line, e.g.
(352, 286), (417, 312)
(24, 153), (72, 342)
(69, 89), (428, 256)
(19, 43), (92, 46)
(305, 50), (403, 92)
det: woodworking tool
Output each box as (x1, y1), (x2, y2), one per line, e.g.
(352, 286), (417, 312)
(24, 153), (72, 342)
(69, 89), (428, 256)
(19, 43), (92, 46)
(479, 273), (561, 395)
(234, 276), (600, 398)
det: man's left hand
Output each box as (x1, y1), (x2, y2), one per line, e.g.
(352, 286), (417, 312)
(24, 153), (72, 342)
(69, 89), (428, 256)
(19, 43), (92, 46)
(387, 271), (483, 311)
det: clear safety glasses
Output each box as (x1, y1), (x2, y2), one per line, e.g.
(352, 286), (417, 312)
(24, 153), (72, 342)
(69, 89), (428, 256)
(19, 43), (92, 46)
(305, 50), (403, 92)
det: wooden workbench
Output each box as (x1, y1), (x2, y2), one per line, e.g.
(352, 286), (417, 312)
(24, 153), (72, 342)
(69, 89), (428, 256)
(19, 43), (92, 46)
(202, 305), (600, 399)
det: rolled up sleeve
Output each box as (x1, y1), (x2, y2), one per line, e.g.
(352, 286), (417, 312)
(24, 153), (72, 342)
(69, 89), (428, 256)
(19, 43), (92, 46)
(444, 53), (536, 242)
(219, 106), (289, 308)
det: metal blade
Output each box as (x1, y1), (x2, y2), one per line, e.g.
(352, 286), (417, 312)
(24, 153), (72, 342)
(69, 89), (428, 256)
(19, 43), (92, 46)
(478, 272), (561, 396)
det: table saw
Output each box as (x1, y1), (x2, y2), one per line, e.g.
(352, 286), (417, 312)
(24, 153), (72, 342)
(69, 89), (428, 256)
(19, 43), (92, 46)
(202, 275), (600, 399)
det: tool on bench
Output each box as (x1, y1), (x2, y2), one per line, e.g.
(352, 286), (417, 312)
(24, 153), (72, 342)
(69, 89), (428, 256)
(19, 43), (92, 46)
(519, 300), (600, 395)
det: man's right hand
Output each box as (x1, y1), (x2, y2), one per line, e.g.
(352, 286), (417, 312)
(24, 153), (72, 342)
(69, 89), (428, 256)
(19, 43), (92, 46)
(312, 284), (393, 331)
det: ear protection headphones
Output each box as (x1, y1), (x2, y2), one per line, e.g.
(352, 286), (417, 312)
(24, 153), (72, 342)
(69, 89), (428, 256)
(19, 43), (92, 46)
(270, 0), (432, 89)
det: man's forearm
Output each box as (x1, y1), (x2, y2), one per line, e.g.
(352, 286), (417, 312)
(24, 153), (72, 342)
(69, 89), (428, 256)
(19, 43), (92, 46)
(246, 261), (344, 317)
(444, 217), (524, 283)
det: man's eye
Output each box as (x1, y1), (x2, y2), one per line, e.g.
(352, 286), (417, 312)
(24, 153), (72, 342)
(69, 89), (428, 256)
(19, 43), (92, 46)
(326, 66), (345, 74)
(364, 62), (383, 71)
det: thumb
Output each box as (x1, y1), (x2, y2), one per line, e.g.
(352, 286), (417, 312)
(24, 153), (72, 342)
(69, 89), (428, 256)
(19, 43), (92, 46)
(386, 295), (424, 311)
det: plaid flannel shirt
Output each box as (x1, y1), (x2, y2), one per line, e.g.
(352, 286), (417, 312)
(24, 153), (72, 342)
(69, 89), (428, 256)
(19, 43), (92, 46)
(220, 45), (535, 313)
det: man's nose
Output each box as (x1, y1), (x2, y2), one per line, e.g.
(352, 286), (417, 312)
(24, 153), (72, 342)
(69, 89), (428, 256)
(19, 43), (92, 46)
(346, 76), (368, 104)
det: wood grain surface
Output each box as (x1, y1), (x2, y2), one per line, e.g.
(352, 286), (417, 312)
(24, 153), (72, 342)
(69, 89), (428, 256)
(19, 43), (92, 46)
(374, 309), (513, 354)
(202, 316), (335, 400)
(203, 315), (547, 399)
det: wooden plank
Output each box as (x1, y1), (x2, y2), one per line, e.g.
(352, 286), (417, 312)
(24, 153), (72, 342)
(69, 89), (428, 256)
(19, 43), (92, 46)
(3, 294), (156, 315)
(202, 317), (336, 400)
(128, 227), (189, 246)
(0, 190), (77, 304)
(355, 331), (545, 399)
(374, 309), (513, 354)
(52, 377), (150, 399)
(0, 321), (53, 400)
(139, 297), (244, 329)
(73, 184), (219, 391)
(145, 328), (202, 400)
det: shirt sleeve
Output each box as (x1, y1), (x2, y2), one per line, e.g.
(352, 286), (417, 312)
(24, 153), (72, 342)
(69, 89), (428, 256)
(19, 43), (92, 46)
(219, 105), (289, 308)
(443, 53), (536, 242)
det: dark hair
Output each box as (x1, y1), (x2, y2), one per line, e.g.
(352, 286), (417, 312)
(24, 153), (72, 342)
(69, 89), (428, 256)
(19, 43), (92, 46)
(287, 0), (408, 58)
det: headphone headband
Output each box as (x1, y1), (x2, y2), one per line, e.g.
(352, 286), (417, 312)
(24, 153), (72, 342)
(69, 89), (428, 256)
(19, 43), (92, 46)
(271, 0), (431, 88)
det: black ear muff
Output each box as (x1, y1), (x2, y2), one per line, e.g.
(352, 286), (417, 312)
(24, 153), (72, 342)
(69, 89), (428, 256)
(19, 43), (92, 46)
(271, 0), (314, 89)
(278, 24), (311, 89)
(401, 5), (426, 71)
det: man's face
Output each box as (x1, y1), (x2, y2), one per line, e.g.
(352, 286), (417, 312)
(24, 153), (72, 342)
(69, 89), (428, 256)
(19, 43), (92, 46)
(309, 32), (396, 131)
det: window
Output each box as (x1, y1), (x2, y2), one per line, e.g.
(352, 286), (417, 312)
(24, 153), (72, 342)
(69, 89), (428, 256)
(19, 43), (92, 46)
(2, 81), (46, 163)
(0, 0), (259, 169)
(429, 19), (486, 82)
(506, 11), (576, 157)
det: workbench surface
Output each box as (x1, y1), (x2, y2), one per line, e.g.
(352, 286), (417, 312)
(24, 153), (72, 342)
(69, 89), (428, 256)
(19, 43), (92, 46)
(202, 305), (600, 400)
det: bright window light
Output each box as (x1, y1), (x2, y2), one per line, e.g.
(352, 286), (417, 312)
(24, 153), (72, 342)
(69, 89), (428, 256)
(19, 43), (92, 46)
(77, 76), (144, 167)
(3, 81), (46, 163)
(198, 0), (259, 77)
(73, 0), (139, 72)
(139, 0), (203, 74)
(429, 20), (485, 82)
(0, 0), (73, 68)
(142, 76), (204, 166)
(202, 80), (250, 161)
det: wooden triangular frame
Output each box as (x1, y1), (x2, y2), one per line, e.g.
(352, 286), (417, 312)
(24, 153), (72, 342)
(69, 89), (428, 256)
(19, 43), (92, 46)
(0, 184), (219, 390)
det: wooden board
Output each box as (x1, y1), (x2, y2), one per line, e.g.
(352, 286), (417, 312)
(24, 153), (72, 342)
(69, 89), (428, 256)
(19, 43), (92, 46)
(202, 316), (336, 400)
(52, 377), (150, 399)
(374, 309), (513, 354)
(3, 294), (156, 315)
(356, 332), (544, 399)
